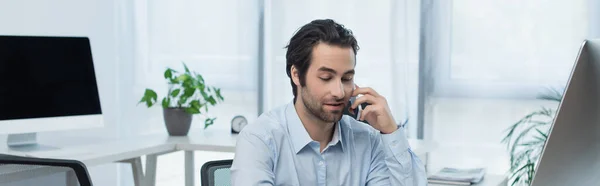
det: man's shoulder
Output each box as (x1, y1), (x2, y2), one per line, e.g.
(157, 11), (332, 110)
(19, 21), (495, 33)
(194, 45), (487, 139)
(239, 104), (289, 140)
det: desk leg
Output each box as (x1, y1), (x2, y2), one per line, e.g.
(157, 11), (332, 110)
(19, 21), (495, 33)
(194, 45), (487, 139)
(185, 151), (195, 186)
(145, 154), (158, 186)
(120, 157), (145, 186)
(425, 152), (430, 173)
(131, 157), (145, 186)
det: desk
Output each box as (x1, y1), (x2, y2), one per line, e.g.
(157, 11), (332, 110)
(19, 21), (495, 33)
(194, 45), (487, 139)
(1, 137), (176, 186)
(428, 174), (508, 186)
(1, 128), (437, 186)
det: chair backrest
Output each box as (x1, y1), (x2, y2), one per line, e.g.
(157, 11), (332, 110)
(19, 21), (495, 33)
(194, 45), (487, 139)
(200, 159), (233, 186)
(0, 154), (93, 186)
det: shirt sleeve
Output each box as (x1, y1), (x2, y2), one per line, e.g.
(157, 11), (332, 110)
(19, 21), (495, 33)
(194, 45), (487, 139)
(370, 126), (428, 186)
(230, 130), (276, 186)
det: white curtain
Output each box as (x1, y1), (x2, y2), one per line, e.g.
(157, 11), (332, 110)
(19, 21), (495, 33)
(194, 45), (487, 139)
(123, 1), (260, 185)
(420, 0), (595, 174)
(132, 0), (261, 133)
(424, 0), (590, 99)
(263, 0), (421, 137)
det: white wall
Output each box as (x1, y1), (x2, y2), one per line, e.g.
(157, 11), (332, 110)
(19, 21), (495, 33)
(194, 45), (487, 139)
(0, 0), (125, 185)
(425, 98), (559, 175)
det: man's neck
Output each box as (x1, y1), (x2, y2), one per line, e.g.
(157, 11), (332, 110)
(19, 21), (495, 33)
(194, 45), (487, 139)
(294, 102), (335, 151)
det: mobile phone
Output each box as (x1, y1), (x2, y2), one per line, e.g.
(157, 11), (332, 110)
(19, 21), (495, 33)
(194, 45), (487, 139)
(343, 96), (359, 118)
(343, 96), (370, 124)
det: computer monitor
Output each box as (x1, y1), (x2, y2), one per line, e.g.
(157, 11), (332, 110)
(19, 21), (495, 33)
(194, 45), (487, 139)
(0, 35), (104, 150)
(531, 39), (600, 185)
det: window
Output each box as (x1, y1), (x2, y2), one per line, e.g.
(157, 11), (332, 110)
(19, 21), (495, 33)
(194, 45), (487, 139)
(134, 0), (261, 133)
(421, 0), (592, 174)
(425, 0), (589, 99)
(129, 1), (260, 185)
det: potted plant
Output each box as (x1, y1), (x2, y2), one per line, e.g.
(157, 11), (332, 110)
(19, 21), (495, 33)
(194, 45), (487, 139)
(501, 87), (563, 186)
(138, 62), (224, 136)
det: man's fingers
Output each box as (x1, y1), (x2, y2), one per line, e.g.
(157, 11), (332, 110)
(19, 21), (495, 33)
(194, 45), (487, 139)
(359, 105), (373, 121)
(351, 94), (376, 109)
(351, 87), (381, 98)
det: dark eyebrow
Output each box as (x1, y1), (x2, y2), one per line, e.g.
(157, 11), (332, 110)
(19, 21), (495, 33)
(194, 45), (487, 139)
(317, 67), (355, 75)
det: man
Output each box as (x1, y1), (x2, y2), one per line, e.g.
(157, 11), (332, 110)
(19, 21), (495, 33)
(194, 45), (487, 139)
(231, 19), (427, 186)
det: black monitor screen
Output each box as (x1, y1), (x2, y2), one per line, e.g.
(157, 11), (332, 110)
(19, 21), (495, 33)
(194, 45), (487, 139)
(0, 36), (102, 120)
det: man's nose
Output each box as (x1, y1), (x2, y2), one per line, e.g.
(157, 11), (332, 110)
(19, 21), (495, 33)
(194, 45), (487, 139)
(331, 81), (345, 99)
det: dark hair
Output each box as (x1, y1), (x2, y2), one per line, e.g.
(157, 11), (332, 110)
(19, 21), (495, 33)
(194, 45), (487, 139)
(285, 19), (359, 101)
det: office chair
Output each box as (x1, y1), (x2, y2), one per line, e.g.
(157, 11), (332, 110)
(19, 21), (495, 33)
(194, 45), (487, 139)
(0, 154), (93, 186)
(200, 159), (233, 186)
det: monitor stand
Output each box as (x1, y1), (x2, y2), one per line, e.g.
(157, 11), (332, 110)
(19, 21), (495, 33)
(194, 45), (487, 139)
(7, 133), (59, 152)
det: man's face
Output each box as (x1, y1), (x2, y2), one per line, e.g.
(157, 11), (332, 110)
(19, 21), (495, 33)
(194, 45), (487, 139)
(296, 42), (355, 123)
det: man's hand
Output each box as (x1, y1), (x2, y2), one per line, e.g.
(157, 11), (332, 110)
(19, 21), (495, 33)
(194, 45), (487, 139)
(350, 84), (398, 134)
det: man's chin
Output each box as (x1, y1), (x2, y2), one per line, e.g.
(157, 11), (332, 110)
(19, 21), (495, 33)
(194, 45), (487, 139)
(323, 112), (343, 123)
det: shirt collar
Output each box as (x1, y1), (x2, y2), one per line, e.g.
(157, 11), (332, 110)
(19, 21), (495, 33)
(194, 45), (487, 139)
(285, 101), (344, 154)
(329, 119), (344, 151)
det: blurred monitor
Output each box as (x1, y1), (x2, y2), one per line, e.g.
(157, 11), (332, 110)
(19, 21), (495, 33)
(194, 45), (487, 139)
(532, 39), (600, 185)
(0, 35), (103, 150)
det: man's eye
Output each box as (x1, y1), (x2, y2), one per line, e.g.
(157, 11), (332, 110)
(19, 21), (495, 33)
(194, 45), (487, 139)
(342, 77), (353, 81)
(320, 77), (332, 81)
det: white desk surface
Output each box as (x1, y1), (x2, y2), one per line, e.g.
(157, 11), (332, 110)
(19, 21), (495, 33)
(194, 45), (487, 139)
(1, 128), (436, 165)
(429, 174), (508, 186)
(0, 128), (438, 186)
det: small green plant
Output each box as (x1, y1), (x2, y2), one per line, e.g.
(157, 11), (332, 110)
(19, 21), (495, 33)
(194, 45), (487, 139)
(138, 62), (224, 129)
(501, 87), (563, 186)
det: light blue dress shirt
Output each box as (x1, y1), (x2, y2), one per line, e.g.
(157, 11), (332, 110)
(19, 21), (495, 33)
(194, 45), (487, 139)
(231, 101), (427, 186)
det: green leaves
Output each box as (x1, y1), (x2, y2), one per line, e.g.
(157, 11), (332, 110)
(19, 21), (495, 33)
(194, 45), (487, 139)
(190, 100), (202, 110)
(178, 96), (188, 106)
(164, 68), (179, 84)
(214, 87), (224, 101)
(502, 87), (562, 186)
(162, 97), (170, 108)
(138, 62), (226, 130)
(200, 89), (209, 100)
(183, 62), (191, 73)
(196, 74), (205, 84)
(509, 160), (536, 186)
(204, 117), (216, 129)
(164, 68), (174, 79)
(184, 107), (200, 114)
(184, 100), (203, 114)
(183, 87), (196, 97)
(170, 89), (181, 97)
(536, 87), (564, 102)
(502, 109), (552, 186)
(207, 96), (217, 106)
(138, 89), (158, 107)
(177, 74), (192, 82)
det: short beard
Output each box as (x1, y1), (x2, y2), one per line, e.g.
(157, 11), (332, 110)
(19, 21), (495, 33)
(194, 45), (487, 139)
(300, 86), (343, 123)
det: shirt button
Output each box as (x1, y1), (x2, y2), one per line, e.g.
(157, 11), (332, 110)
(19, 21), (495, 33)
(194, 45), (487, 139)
(319, 161), (324, 166)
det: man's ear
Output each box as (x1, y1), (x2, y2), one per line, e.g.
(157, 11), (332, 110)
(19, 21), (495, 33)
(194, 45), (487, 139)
(291, 65), (301, 86)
